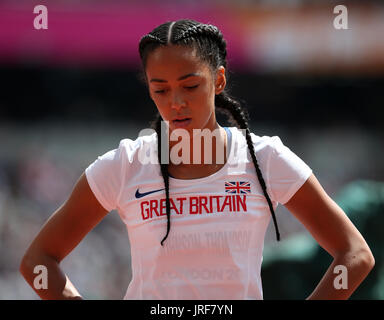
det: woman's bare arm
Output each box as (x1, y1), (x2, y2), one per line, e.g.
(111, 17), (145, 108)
(19, 172), (108, 299)
(284, 173), (375, 300)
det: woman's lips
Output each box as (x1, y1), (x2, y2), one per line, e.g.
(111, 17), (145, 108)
(172, 118), (192, 128)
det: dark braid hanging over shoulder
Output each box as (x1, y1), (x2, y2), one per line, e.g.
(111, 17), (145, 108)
(216, 93), (281, 241)
(140, 19), (280, 245)
(152, 115), (172, 246)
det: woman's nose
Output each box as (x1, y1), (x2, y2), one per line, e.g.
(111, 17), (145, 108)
(170, 91), (186, 111)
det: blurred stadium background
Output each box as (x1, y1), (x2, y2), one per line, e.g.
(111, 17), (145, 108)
(0, 0), (383, 299)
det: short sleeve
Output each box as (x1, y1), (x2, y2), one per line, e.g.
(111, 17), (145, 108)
(85, 140), (128, 212)
(265, 136), (312, 205)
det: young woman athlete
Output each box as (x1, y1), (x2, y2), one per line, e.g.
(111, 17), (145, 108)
(20, 19), (374, 300)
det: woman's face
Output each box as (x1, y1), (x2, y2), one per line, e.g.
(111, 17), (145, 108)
(145, 45), (225, 134)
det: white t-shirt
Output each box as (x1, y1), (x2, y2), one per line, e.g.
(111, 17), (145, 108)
(85, 127), (312, 300)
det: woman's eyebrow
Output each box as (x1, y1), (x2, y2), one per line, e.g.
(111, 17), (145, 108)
(150, 73), (200, 83)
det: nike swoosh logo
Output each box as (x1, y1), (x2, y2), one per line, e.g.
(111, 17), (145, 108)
(135, 188), (165, 199)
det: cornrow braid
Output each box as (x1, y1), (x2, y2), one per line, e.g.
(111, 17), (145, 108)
(174, 24), (219, 41)
(151, 114), (172, 246)
(174, 24), (227, 61)
(216, 93), (281, 241)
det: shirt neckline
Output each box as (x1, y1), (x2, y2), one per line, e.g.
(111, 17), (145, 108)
(168, 126), (235, 185)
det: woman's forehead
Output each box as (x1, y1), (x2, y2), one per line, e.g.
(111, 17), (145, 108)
(148, 44), (198, 62)
(145, 45), (211, 79)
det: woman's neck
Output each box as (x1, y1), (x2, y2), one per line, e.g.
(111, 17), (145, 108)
(167, 124), (228, 179)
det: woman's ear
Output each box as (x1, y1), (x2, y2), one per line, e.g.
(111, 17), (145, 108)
(215, 66), (226, 95)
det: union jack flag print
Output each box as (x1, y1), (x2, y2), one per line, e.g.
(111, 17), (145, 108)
(225, 181), (251, 194)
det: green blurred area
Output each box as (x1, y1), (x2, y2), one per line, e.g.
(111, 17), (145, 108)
(262, 180), (384, 299)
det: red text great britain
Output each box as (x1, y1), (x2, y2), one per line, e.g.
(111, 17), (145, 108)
(140, 195), (248, 220)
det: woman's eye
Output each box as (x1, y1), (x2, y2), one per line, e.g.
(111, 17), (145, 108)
(154, 85), (198, 94)
(185, 85), (199, 90)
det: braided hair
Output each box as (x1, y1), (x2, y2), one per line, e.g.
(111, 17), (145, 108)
(138, 19), (280, 246)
